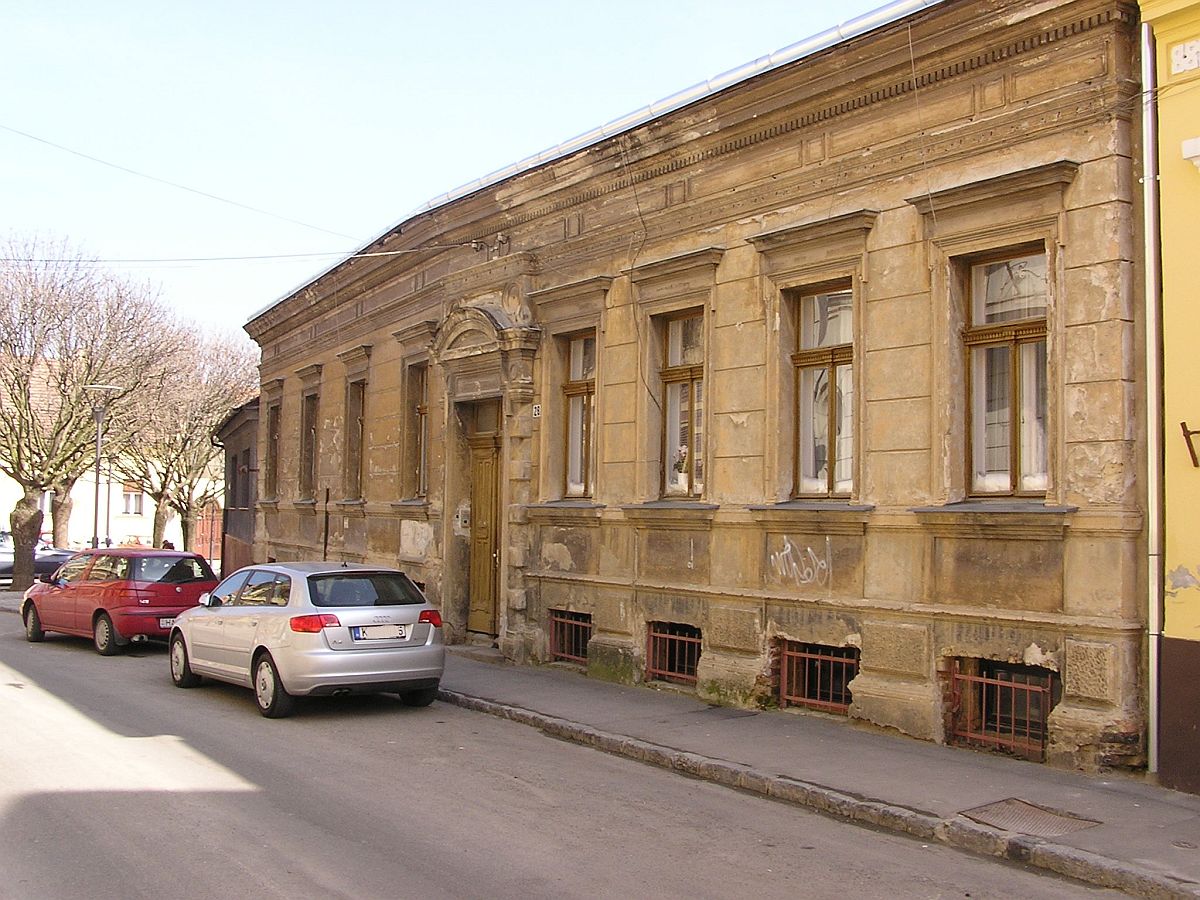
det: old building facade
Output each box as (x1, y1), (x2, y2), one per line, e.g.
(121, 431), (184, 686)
(245, 0), (1146, 771)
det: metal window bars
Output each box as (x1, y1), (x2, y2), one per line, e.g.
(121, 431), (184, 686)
(548, 609), (592, 665)
(646, 621), (702, 685)
(779, 641), (859, 714)
(948, 658), (1054, 762)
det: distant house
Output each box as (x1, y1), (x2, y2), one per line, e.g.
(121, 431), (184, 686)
(214, 398), (258, 577)
(0, 468), (186, 551)
(242, 0), (1146, 774)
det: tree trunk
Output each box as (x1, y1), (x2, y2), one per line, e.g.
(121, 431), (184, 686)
(179, 509), (197, 552)
(9, 491), (44, 592)
(50, 478), (76, 548)
(152, 498), (172, 548)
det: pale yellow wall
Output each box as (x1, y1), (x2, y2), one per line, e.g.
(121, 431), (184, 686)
(1145, 0), (1200, 639)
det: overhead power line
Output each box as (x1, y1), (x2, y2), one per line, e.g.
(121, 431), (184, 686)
(0, 122), (359, 241)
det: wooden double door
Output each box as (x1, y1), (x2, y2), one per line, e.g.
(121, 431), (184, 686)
(465, 401), (500, 635)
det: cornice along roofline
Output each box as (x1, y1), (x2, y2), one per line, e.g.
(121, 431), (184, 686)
(248, 2), (1132, 345)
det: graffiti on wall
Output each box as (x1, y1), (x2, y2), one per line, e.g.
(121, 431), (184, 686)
(769, 535), (832, 588)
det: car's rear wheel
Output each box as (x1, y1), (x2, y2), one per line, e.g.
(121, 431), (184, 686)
(169, 633), (201, 687)
(22, 604), (44, 642)
(93, 612), (123, 656)
(253, 653), (295, 718)
(400, 686), (439, 708)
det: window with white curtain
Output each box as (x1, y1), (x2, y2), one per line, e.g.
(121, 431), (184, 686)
(563, 331), (596, 497)
(965, 249), (1048, 495)
(794, 286), (854, 497)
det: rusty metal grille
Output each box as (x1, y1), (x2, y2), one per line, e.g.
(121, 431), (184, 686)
(647, 621), (702, 685)
(948, 659), (1056, 761)
(548, 609), (592, 664)
(779, 641), (859, 714)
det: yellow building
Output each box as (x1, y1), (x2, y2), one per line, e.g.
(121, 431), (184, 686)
(1142, 0), (1200, 793)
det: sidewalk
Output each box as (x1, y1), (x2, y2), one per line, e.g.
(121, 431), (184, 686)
(3, 589), (1198, 897)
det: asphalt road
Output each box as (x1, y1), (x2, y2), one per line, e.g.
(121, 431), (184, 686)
(0, 617), (1117, 900)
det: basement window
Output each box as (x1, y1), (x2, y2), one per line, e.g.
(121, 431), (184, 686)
(646, 621), (702, 685)
(778, 640), (858, 714)
(548, 609), (592, 665)
(947, 658), (1059, 762)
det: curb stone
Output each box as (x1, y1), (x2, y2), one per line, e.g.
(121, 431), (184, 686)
(437, 689), (1200, 899)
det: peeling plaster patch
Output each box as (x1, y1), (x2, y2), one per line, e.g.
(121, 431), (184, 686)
(399, 520), (432, 557)
(845, 632), (862, 648)
(541, 543), (574, 571)
(1166, 564), (1200, 597)
(728, 413), (749, 428)
(1023, 642), (1057, 670)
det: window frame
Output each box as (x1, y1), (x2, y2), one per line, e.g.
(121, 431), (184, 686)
(299, 390), (319, 500)
(344, 378), (367, 500)
(264, 401), (281, 500)
(562, 329), (597, 498)
(792, 281), (855, 498)
(660, 309), (705, 499)
(961, 243), (1048, 498)
(401, 361), (430, 500)
(121, 482), (143, 516)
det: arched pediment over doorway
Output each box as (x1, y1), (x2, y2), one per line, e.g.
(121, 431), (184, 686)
(432, 304), (540, 404)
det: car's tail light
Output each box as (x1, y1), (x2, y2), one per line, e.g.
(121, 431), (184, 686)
(419, 609), (443, 628)
(290, 614), (341, 633)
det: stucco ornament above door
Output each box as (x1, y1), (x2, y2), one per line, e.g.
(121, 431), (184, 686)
(433, 301), (541, 404)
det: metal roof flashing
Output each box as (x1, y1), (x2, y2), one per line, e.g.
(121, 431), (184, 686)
(247, 0), (945, 328)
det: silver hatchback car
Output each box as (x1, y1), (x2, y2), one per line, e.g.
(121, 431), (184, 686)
(168, 562), (445, 717)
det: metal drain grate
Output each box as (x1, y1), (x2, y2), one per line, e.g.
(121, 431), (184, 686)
(960, 798), (1100, 837)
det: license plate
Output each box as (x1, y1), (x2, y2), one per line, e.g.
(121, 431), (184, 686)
(158, 617), (175, 628)
(351, 624), (408, 641)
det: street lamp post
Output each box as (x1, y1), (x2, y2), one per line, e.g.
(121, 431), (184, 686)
(85, 384), (121, 549)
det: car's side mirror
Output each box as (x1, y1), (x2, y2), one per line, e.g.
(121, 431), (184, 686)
(38, 572), (55, 584)
(199, 592), (221, 608)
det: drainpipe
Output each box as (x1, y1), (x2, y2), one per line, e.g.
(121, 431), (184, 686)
(1141, 22), (1164, 775)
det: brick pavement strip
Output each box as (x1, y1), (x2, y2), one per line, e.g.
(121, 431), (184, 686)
(436, 689), (1200, 900)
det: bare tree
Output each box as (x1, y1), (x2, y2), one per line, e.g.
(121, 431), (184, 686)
(0, 234), (181, 589)
(116, 330), (259, 551)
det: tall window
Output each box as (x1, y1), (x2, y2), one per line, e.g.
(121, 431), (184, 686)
(564, 332), (596, 497)
(122, 482), (143, 516)
(345, 379), (366, 499)
(300, 391), (319, 500)
(662, 312), (704, 497)
(265, 402), (280, 500)
(794, 287), (854, 496)
(965, 249), (1048, 495)
(404, 363), (429, 498)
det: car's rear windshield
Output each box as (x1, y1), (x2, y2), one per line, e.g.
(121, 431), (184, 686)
(133, 555), (215, 584)
(308, 572), (425, 607)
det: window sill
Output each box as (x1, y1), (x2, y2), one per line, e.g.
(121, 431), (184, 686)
(748, 501), (874, 535)
(292, 499), (317, 511)
(620, 500), (718, 530)
(911, 500), (1076, 538)
(336, 499), (367, 516)
(526, 501), (605, 526)
(257, 499), (279, 509)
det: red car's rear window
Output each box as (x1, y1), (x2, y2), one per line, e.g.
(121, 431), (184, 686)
(132, 555), (215, 584)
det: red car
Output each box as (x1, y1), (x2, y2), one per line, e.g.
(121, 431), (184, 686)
(21, 548), (218, 655)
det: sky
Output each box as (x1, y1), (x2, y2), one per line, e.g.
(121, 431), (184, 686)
(4, 0), (891, 341)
